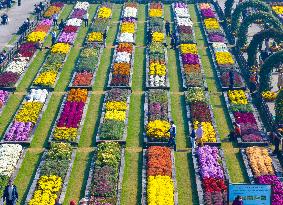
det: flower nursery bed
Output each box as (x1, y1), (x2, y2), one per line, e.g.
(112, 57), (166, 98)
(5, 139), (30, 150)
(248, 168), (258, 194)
(184, 88), (221, 146)
(240, 147), (283, 204)
(0, 144), (26, 201)
(1, 89), (51, 145)
(86, 3), (113, 45)
(269, 2), (283, 23)
(147, 2), (164, 20)
(96, 89), (131, 145)
(172, 2), (197, 45)
(0, 90), (10, 116)
(195, 3), (228, 45)
(141, 147), (178, 205)
(143, 89), (172, 147)
(223, 91), (269, 147)
(25, 143), (77, 204)
(84, 142), (125, 205)
(192, 146), (230, 205)
(48, 89), (90, 146)
(0, 3), (65, 91)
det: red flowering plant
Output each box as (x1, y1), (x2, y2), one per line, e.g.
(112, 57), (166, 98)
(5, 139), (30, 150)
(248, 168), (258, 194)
(18, 42), (36, 58)
(63, 25), (79, 33)
(190, 102), (212, 122)
(73, 71), (93, 86)
(220, 70), (244, 88)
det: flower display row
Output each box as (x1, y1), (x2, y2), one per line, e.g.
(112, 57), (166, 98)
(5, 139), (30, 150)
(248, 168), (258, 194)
(43, 2), (64, 18)
(4, 89), (48, 142)
(198, 3), (225, 44)
(87, 142), (122, 204)
(97, 89), (130, 141)
(33, 2), (88, 88)
(185, 88), (218, 143)
(271, 3), (283, 21)
(226, 90), (265, 142)
(109, 43), (134, 87)
(195, 145), (228, 204)
(87, 3), (112, 43)
(149, 2), (163, 18)
(145, 90), (170, 142)
(122, 2), (137, 18)
(173, 3), (195, 44)
(0, 90), (9, 113)
(51, 88), (88, 143)
(145, 146), (175, 205)
(244, 147), (283, 205)
(28, 142), (73, 205)
(0, 144), (23, 197)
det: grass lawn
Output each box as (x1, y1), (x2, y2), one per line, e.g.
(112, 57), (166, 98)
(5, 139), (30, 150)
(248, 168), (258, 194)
(1, 2), (256, 205)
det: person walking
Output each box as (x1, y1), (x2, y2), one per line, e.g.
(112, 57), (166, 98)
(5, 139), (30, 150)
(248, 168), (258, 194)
(196, 123), (203, 147)
(53, 13), (58, 26)
(170, 34), (175, 49)
(167, 121), (177, 151)
(51, 30), (57, 46)
(83, 12), (89, 27)
(232, 196), (243, 205)
(103, 30), (107, 48)
(58, 19), (65, 30)
(233, 122), (241, 140)
(277, 69), (283, 90)
(3, 179), (18, 205)
(191, 128), (196, 149)
(229, 70), (234, 89)
(165, 21), (170, 36)
(271, 132), (281, 155)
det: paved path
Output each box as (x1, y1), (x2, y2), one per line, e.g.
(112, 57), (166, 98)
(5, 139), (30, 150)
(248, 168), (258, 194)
(0, 0), (41, 50)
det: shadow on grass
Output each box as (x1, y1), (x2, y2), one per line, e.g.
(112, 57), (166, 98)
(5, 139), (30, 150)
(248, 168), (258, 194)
(92, 94), (105, 147)
(174, 49), (184, 92)
(235, 151), (249, 183)
(103, 47), (115, 91)
(139, 93), (145, 147)
(187, 151), (199, 205)
(20, 151), (44, 205)
(180, 95), (190, 148)
(79, 151), (94, 199)
(136, 151), (143, 205)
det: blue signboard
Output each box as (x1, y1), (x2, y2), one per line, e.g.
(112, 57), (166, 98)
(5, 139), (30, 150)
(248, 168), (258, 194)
(229, 184), (271, 205)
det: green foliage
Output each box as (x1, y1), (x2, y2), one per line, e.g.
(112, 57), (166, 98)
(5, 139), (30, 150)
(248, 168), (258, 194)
(96, 142), (121, 169)
(276, 89), (283, 124)
(231, 0), (271, 33)
(149, 89), (168, 104)
(0, 175), (9, 197)
(230, 103), (253, 113)
(100, 119), (125, 140)
(237, 12), (283, 48)
(247, 29), (283, 66)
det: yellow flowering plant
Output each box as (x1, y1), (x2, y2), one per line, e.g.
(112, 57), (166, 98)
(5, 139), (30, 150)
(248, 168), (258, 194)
(105, 101), (127, 111)
(105, 110), (126, 121)
(215, 51), (235, 65)
(147, 175), (174, 205)
(152, 32), (165, 42)
(193, 121), (216, 142)
(53, 127), (78, 142)
(149, 9), (163, 17)
(29, 175), (62, 205)
(88, 32), (103, 42)
(98, 7), (112, 18)
(121, 22), (135, 33)
(272, 6), (283, 14)
(27, 31), (47, 43)
(51, 43), (70, 54)
(204, 18), (220, 30)
(146, 120), (170, 139)
(34, 70), (57, 86)
(15, 102), (43, 123)
(149, 62), (166, 76)
(228, 90), (248, 105)
(180, 44), (198, 54)
(262, 91), (277, 102)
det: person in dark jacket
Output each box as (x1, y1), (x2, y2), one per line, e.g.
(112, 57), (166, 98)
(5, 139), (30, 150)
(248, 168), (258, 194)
(58, 19), (65, 30)
(232, 196), (243, 205)
(170, 34), (175, 49)
(229, 70), (234, 89)
(272, 132), (281, 155)
(3, 180), (18, 205)
(167, 121), (177, 151)
(165, 21), (170, 36)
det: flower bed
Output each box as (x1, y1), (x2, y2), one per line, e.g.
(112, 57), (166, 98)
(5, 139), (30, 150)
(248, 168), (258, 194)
(87, 3), (112, 44)
(25, 142), (76, 204)
(96, 89), (131, 143)
(43, 2), (64, 18)
(107, 43), (135, 89)
(84, 142), (124, 205)
(2, 89), (50, 144)
(241, 147), (283, 205)
(49, 88), (90, 145)
(185, 88), (221, 145)
(223, 90), (269, 146)
(270, 3), (283, 22)
(192, 145), (230, 205)
(0, 144), (25, 198)
(144, 89), (172, 145)
(141, 146), (178, 205)
(148, 2), (164, 18)
(0, 90), (9, 115)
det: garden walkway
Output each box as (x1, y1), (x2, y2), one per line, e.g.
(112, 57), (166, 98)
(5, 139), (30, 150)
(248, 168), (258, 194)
(0, 0), (41, 50)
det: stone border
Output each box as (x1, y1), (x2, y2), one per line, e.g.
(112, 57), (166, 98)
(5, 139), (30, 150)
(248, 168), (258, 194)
(96, 90), (131, 145)
(84, 148), (125, 205)
(0, 5), (66, 91)
(0, 91), (11, 116)
(1, 91), (52, 145)
(143, 90), (172, 147)
(223, 91), (269, 147)
(48, 91), (91, 146)
(107, 45), (135, 90)
(141, 148), (178, 205)
(184, 91), (221, 146)
(24, 148), (77, 204)
(240, 148), (283, 183)
(191, 147), (231, 205)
